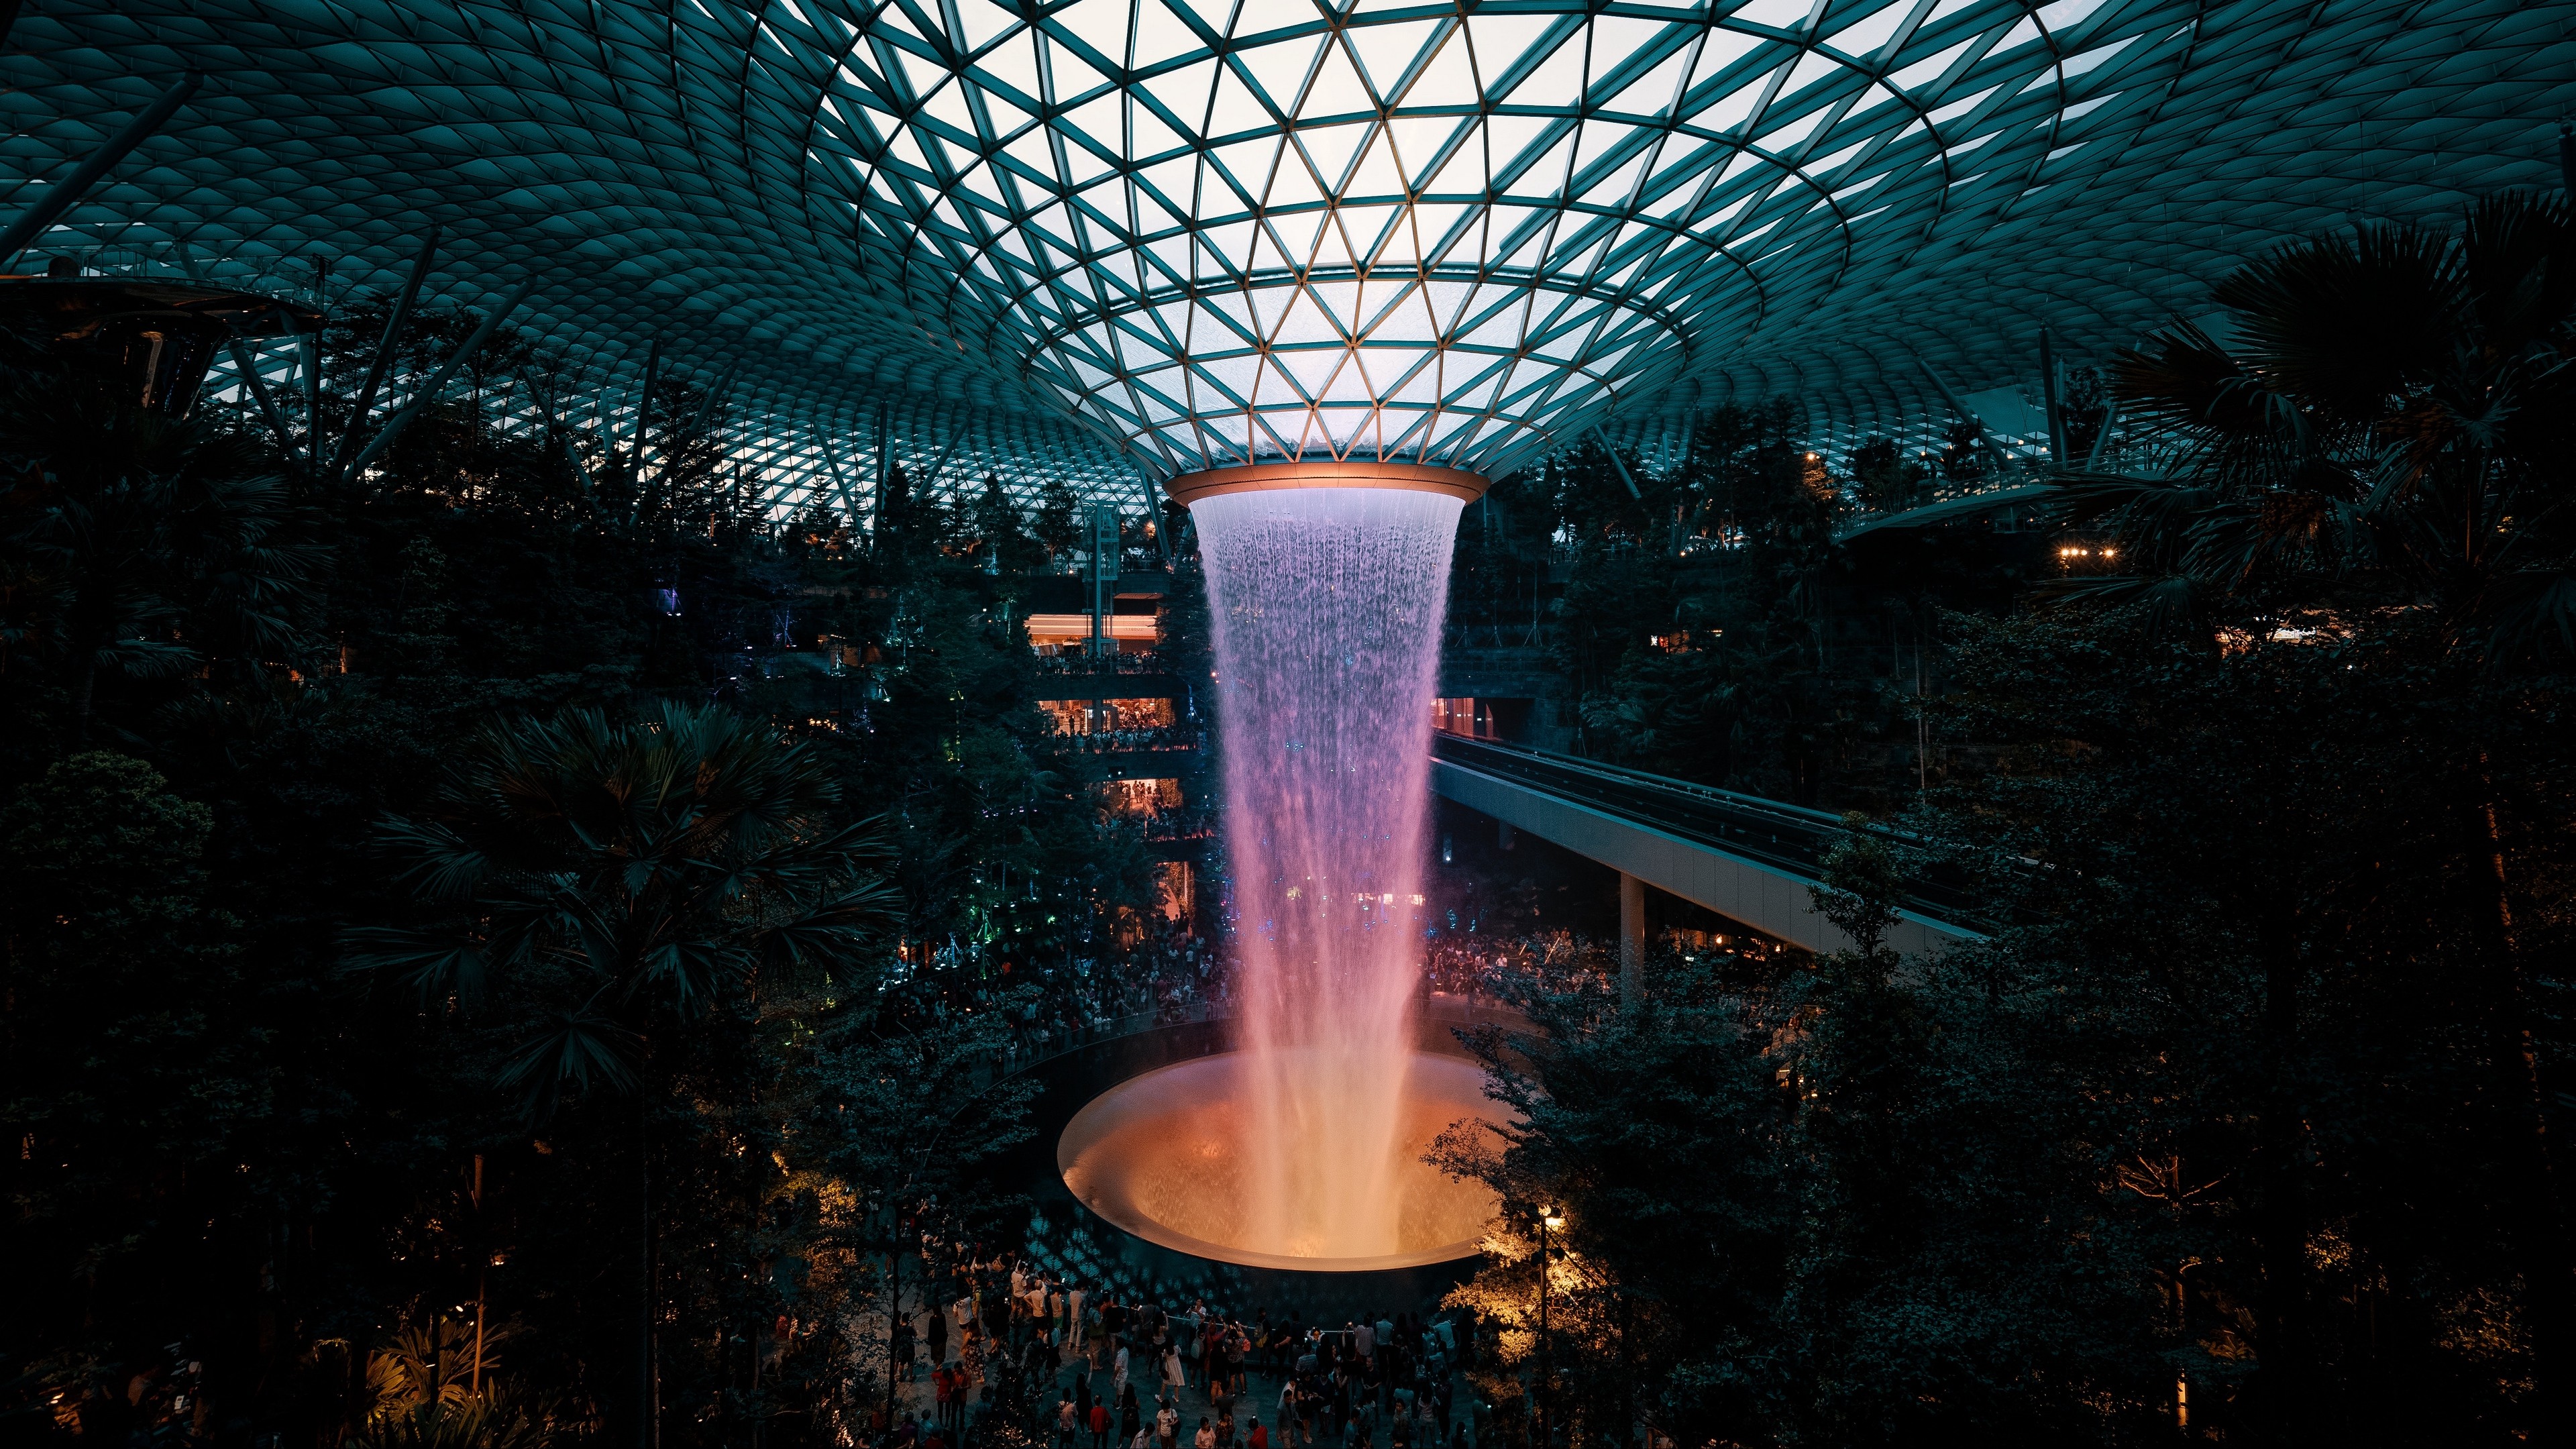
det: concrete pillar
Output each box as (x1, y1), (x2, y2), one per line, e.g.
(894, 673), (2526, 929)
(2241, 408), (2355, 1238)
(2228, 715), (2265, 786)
(1619, 871), (1645, 1010)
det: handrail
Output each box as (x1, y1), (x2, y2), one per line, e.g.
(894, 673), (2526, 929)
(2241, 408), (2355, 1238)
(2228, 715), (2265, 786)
(1428, 733), (1989, 929)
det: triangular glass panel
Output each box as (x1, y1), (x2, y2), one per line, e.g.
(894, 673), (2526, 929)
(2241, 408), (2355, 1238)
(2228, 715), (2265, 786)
(1304, 42), (1373, 119)
(1236, 34), (1324, 114)
(1131, 103), (1188, 161)
(1464, 13), (1556, 87)
(1421, 130), (1489, 198)
(1134, 0), (1203, 68)
(1273, 287), (1342, 346)
(1344, 17), (1440, 97)
(1688, 75), (1768, 133)
(1401, 25), (1479, 107)
(1306, 278), (1362, 333)
(1503, 28), (1585, 106)
(1586, 16), (1666, 85)
(1264, 207), (1327, 265)
(1344, 129), (1406, 200)
(1051, 0), (1134, 68)
(1140, 56), (1218, 131)
(1603, 48), (1689, 115)
(1295, 120), (1373, 190)
(1210, 62), (1265, 132)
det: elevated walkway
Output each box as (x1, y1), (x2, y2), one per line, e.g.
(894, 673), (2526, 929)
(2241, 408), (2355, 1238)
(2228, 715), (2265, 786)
(1428, 734), (1984, 959)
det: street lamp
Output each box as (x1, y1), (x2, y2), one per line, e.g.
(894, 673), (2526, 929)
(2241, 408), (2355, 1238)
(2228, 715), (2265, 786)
(1535, 1205), (1564, 1449)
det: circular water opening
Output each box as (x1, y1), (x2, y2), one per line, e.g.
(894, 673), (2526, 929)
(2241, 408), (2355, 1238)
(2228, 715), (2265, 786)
(1057, 1051), (1503, 1273)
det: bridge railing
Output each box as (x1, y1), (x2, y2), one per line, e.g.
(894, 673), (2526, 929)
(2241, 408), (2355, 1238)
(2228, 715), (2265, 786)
(1428, 733), (1994, 931)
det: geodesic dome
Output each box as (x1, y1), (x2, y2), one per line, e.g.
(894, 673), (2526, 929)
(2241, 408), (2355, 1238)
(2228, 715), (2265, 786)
(3, 0), (2569, 515)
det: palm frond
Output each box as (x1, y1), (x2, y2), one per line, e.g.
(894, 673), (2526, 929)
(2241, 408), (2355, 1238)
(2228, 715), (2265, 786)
(759, 876), (908, 983)
(631, 937), (746, 1016)
(339, 926), (492, 1008)
(494, 1012), (641, 1122)
(2478, 568), (2576, 668)
(2214, 220), (2462, 427)
(2110, 322), (2275, 441)
(374, 815), (494, 902)
(93, 636), (199, 680)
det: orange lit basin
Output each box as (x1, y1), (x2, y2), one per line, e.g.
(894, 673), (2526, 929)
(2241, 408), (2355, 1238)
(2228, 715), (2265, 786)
(1057, 1051), (1504, 1273)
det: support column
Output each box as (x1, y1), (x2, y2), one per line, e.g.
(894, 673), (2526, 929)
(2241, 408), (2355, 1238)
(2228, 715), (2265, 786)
(1619, 871), (1645, 1010)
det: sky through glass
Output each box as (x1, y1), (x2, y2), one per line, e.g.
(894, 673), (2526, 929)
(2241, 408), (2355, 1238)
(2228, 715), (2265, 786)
(3, 0), (2570, 508)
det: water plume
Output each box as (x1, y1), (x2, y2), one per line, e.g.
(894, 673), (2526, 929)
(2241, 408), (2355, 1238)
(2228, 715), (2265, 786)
(1193, 485), (1464, 1259)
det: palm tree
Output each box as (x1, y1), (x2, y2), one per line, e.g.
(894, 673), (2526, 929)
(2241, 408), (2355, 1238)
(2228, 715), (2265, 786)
(2048, 191), (2576, 651)
(0, 365), (323, 739)
(345, 700), (901, 1117)
(346, 701), (900, 1449)
(2045, 191), (2576, 1430)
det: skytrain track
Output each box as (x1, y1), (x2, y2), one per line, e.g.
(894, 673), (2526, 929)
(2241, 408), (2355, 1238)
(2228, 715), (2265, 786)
(1428, 733), (1991, 936)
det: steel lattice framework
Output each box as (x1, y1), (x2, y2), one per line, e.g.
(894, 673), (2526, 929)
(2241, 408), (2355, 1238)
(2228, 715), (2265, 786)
(3, 0), (2570, 516)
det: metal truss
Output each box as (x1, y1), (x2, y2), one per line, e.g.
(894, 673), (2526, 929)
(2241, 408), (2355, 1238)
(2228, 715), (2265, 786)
(5, 0), (2571, 517)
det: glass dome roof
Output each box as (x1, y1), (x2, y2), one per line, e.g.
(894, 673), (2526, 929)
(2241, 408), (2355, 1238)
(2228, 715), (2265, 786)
(3, 0), (2570, 508)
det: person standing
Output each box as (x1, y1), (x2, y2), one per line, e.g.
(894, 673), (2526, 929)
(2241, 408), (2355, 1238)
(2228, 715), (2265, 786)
(1089, 1399), (1112, 1449)
(929, 1303), (951, 1373)
(1114, 1340), (1130, 1402)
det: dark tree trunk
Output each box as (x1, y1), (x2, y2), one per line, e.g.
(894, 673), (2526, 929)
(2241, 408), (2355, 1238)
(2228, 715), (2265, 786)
(2465, 786), (2572, 1446)
(2253, 914), (2312, 1442)
(638, 1089), (657, 1449)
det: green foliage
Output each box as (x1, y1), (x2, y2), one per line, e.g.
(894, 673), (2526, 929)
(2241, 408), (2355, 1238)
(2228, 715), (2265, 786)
(347, 701), (903, 1118)
(0, 751), (261, 1302)
(0, 368), (322, 730)
(1847, 437), (1930, 515)
(1032, 477), (1083, 565)
(2058, 193), (2576, 662)
(0, 303), (1163, 1449)
(1441, 596), (2576, 1444)
(344, 1317), (554, 1449)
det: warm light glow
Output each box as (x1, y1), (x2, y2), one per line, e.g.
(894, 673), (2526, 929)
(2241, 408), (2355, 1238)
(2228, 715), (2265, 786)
(1197, 482), (1464, 1258)
(1061, 1051), (1504, 1270)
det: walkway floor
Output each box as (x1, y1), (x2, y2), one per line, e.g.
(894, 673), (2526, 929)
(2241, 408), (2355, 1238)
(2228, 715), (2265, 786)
(885, 1332), (1470, 1449)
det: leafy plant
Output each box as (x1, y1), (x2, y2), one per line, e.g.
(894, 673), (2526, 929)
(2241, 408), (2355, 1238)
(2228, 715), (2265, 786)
(2048, 193), (2576, 660)
(344, 700), (902, 1118)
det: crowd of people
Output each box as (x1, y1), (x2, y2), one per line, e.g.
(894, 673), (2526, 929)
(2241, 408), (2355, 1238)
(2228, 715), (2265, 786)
(873, 922), (1232, 1075)
(876, 1254), (1483, 1449)
(1049, 727), (1203, 755)
(1424, 928), (1790, 1006)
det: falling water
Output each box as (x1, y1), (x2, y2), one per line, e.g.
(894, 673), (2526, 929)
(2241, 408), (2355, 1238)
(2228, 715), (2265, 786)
(1194, 485), (1464, 1259)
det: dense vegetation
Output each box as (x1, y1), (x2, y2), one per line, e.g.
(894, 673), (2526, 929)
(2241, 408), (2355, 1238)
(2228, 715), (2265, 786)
(1433, 193), (2576, 1446)
(0, 309), (1158, 1449)
(3, 187), (2571, 1449)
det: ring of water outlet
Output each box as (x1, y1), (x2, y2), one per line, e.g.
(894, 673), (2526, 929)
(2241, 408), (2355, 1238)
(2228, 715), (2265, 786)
(1162, 460), (1490, 509)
